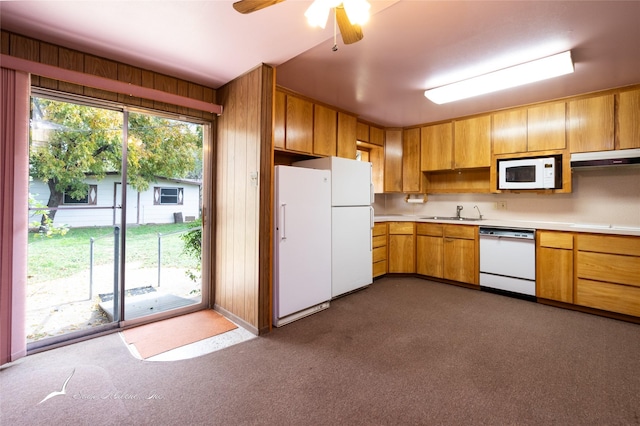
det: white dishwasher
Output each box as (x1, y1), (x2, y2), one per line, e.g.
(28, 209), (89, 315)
(479, 227), (536, 299)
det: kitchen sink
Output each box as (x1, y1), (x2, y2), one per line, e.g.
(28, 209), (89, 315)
(420, 216), (484, 221)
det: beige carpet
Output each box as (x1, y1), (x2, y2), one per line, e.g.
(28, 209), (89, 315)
(121, 309), (237, 358)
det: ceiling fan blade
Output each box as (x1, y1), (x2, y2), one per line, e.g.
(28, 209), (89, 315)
(335, 5), (364, 45)
(232, 0), (285, 14)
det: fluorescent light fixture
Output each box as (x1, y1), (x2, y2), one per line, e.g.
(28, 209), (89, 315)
(424, 51), (574, 104)
(305, 0), (370, 29)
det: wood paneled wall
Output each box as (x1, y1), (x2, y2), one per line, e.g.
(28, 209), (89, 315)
(215, 64), (274, 334)
(1, 30), (215, 120)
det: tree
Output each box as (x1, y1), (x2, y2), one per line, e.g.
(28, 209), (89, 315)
(29, 98), (202, 226)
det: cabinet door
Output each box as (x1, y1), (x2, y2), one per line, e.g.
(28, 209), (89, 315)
(443, 237), (476, 283)
(388, 234), (416, 273)
(384, 129), (403, 192)
(274, 90), (286, 150)
(369, 145), (384, 194)
(527, 102), (566, 152)
(337, 112), (357, 159)
(416, 235), (443, 278)
(356, 121), (369, 142)
(402, 127), (423, 192)
(537, 246), (573, 303)
(492, 109), (527, 155)
(569, 94), (614, 153)
(285, 95), (313, 153)
(619, 89), (640, 149)
(370, 125), (385, 146)
(313, 104), (337, 157)
(421, 123), (453, 171)
(454, 115), (491, 169)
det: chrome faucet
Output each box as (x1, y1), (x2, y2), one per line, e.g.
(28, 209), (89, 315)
(456, 205), (463, 219)
(474, 205), (483, 220)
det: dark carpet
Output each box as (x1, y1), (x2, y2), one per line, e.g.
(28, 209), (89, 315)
(2, 277), (639, 425)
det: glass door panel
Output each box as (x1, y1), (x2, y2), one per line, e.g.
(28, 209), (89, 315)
(27, 95), (123, 344)
(122, 111), (204, 321)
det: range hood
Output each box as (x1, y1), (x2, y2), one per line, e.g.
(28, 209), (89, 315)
(571, 148), (640, 168)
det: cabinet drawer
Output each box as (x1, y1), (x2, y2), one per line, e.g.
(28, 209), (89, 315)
(388, 222), (415, 235)
(373, 246), (387, 263)
(372, 235), (387, 248)
(577, 251), (640, 287)
(373, 222), (387, 237)
(539, 231), (573, 249)
(576, 279), (640, 317)
(373, 260), (387, 277)
(443, 225), (476, 240)
(577, 234), (640, 256)
(416, 223), (443, 237)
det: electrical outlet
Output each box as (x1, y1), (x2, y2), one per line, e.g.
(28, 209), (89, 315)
(496, 201), (507, 210)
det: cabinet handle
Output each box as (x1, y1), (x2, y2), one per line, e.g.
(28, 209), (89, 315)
(445, 238), (454, 242)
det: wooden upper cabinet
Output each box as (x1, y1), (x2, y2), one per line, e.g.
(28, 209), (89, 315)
(527, 102), (566, 152)
(370, 125), (385, 146)
(313, 104), (337, 157)
(370, 145), (384, 194)
(384, 129), (403, 192)
(285, 95), (314, 154)
(569, 94), (614, 153)
(492, 109), (527, 155)
(421, 122), (453, 171)
(337, 112), (357, 159)
(493, 102), (566, 155)
(454, 115), (491, 169)
(402, 128), (423, 193)
(356, 121), (369, 142)
(618, 88), (640, 149)
(274, 90), (286, 150)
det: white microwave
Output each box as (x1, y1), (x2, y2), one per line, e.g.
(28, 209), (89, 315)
(498, 156), (562, 190)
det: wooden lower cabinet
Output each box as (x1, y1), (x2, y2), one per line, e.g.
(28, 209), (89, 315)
(575, 234), (640, 317)
(417, 234), (443, 278)
(416, 223), (477, 284)
(537, 231), (574, 303)
(388, 222), (415, 273)
(443, 236), (476, 284)
(372, 222), (388, 277)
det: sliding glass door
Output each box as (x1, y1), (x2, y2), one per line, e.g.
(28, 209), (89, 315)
(27, 91), (208, 347)
(121, 110), (205, 323)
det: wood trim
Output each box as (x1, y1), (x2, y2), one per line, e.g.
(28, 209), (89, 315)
(2, 54), (223, 115)
(258, 64), (275, 333)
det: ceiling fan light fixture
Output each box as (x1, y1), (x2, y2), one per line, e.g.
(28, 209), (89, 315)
(304, 1), (330, 28)
(424, 50), (574, 104)
(343, 0), (371, 26)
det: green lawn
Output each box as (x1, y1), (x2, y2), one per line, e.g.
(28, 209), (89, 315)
(27, 223), (200, 283)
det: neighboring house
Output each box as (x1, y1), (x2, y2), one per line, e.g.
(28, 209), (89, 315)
(29, 173), (201, 228)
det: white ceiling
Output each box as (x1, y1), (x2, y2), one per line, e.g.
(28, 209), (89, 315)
(2, 1), (639, 127)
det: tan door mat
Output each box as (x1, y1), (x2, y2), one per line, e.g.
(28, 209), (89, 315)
(122, 310), (237, 359)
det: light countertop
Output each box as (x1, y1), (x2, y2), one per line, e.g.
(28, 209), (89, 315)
(374, 215), (640, 237)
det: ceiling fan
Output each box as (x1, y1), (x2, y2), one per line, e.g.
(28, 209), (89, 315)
(232, 0), (370, 45)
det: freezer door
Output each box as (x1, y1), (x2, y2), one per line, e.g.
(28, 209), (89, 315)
(274, 166), (332, 320)
(331, 206), (373, 298)
(330, 157), (373, 207)
(293, 157), (373, 207)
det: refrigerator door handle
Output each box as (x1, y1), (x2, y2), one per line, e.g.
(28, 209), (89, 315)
(281, 203), (287, 240)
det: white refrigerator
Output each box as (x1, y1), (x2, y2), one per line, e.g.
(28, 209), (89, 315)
(294, 157), (374, 298)
(273, 166), (332, 327)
